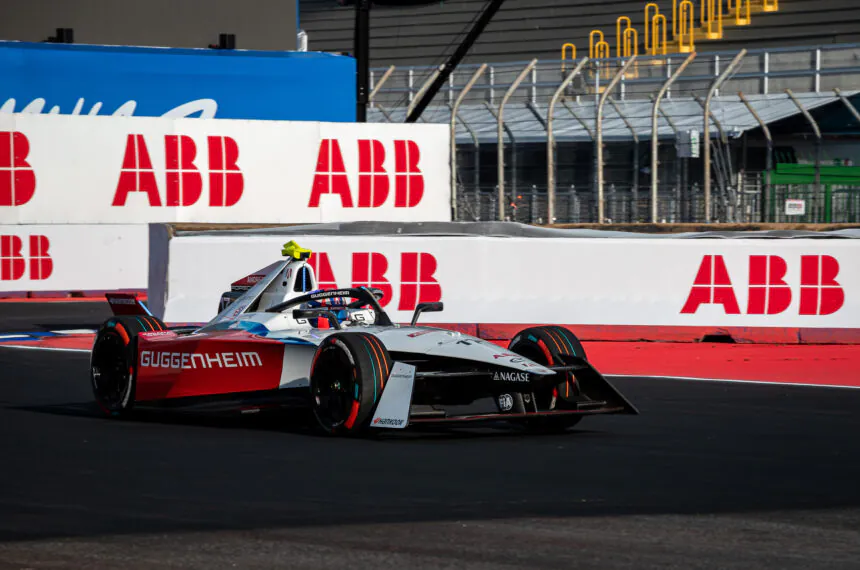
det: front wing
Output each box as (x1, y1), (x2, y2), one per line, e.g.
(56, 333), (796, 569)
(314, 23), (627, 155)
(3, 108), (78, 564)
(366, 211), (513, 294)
(372, 354), (638, 429)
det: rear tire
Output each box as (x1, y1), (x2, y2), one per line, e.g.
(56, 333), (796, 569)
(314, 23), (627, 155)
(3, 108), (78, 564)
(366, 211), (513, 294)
(309, 332), (392, 436)
(508, 326), (587, 432)
(90, 315), (166, 417)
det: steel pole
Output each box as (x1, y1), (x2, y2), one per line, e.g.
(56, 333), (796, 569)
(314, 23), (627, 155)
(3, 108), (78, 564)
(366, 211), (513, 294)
(704, 49), (746, 222)
(449, 64), (487, 222)
(738, 91), (773, 222)
(547, 57), (589, 224)
(497, 59), (538, 221)
(596, 56), (637, 224)
(834, 87), (860, 124)
(354, 0), (371, 122)
(786, 89), (823, 213)
(607, 97), (639, 221)
(368, 65), (396, 107)
(408, 69), (442, 118)
(650, 52), (695, 222)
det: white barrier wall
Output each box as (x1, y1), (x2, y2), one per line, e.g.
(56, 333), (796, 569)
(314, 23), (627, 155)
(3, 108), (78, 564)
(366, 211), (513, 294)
(0, 225), (147, 292)
(0, 114), (451, 224)
(151, 232), (860, 328)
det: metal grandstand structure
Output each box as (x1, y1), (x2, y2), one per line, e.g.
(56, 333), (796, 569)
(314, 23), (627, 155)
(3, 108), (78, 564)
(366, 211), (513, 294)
(368, 43), (860, 224)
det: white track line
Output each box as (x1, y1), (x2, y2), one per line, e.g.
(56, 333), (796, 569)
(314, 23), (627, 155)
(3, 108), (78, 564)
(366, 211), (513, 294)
(0, 345), (855, 389)
(608, 374), (860, 390)
(0, 345), (91, 354)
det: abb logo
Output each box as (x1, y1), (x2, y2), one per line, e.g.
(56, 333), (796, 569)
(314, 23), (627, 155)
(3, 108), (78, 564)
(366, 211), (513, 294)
(0, 132), (36, 206)
(681, 255), (844, 316)
(1, 235), (52, 281)
(308, 139), (424, 208)
(112, 134), (243, 207)
(308, 251), (441, 310)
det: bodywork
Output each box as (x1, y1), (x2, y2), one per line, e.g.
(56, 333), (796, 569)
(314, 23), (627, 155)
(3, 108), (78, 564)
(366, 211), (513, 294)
(122, 250), (637, 426)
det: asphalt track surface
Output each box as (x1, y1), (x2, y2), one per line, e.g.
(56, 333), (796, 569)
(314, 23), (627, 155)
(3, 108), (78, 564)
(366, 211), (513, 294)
(1, 303), (860, 569)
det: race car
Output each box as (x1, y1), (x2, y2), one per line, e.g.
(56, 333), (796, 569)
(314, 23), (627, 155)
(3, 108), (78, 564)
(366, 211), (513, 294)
(91, 241), (637, 435)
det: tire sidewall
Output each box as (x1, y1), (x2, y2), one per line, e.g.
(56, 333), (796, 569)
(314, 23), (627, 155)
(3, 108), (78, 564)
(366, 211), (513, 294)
(310, 333), (390, 435)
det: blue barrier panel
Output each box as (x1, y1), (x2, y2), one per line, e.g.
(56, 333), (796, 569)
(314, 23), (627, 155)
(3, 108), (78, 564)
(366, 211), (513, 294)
(0, 41), (355, 122)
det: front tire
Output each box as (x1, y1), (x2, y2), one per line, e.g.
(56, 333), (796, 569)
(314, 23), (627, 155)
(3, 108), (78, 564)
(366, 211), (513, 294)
(90, 315), (165, 417)
(508, 326), (588, 432)
(309, 332), (392, 436)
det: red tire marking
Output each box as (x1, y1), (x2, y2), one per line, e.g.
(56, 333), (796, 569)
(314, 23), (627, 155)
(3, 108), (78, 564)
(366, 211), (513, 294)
(344, 400), (361, 430)
(114, 323), (130, 345)
(536, 339), (554, 366)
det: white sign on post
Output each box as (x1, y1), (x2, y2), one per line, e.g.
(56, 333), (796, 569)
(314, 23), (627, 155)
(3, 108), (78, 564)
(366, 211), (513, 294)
(785, 199), (806, 216)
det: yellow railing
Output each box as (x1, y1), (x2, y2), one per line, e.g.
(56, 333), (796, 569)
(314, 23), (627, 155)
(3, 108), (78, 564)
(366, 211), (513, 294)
(701, 0), (723, 39)
(561, 42), (577, 72)
(651, 13), (668, 56)
(672, 0), (678, 39)
(595, 40), (611, 59)
(644, 3), (660, 57)
(729, 0), (751, 25)
(762, 0), (778, 12)
(623, 27), (639, 57)
(590, 30), (605, 59)
(616, 16), (632, 57)
(678, 0), (696, 53)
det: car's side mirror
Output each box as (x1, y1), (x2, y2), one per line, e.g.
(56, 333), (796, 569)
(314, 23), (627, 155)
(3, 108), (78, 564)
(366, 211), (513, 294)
(293, 308), (342, 330)
(411, 302), (444, 326)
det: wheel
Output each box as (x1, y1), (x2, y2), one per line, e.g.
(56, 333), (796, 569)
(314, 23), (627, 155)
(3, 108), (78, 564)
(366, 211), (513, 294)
(508, 325), (588, 432)
(90, 315), (166, 417)
(309, 332), (392, 436)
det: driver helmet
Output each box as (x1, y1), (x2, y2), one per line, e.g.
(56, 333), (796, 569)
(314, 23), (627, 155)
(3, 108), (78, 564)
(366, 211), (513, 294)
(302, 290), (374, 328)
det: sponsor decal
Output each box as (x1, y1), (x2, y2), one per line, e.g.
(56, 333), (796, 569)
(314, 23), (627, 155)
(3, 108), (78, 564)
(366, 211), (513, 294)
(498, 393), (514, 411)
(373, 417), (405, 426)
(681, 254), (845, 316)
(140, 350), (262, 369)
(310, 289), (353, 300)
(0, 235), (52, 281)
(112, 134), (244, 208)
(407, 330), (435, 338)
(0, 132), (36, 207)
(493, 371), (530, 383)
(1, 97), (218, 119)
(308, 139), (424, 209)
(139, 331), (177, 339)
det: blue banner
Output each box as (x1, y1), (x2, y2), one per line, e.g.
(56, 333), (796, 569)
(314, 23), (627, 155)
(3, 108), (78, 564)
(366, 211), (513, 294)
(0, 41), (355, 122)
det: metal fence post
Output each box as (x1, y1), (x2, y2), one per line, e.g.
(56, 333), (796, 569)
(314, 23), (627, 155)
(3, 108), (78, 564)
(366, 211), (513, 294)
(651, 52), (696, 222)
(786, 89), (823, 217)
(450, 64), (487, 221)
(497, 59), (538, 221)
(607, 97), (639, 221)
(834, 87), (860, 124)
(548, 58), (589, 224)
(408, 69), (442, 118)
(704, 49), (746, 222)
(368, 65), (396, 108)
(738, 91), (773, 222)
(596, 56), (637, 224)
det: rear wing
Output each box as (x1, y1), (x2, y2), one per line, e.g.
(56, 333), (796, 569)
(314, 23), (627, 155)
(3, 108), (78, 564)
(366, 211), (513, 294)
(105, 293), (154, 317)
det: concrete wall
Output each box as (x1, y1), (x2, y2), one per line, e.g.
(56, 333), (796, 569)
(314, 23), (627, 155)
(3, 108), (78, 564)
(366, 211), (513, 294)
(0, 0), (297, 51)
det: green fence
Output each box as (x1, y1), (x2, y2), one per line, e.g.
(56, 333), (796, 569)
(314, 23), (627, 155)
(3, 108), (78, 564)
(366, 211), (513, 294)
(765, 185), (860, 223)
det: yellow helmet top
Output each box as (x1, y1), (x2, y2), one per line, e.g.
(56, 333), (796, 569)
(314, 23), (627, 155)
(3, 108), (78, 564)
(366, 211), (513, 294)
(281, 240), (312, 260)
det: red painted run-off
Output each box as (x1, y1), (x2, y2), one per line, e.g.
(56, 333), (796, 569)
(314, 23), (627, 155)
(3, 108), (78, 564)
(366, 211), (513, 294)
(6, 333), (859, 389)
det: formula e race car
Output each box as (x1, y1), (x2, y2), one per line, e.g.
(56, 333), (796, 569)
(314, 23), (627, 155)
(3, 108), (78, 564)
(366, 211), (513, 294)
(91, 242), (637, 435)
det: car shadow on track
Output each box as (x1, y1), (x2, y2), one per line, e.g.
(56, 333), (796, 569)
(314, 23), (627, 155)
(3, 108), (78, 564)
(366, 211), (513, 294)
(11, 400), (614, 442)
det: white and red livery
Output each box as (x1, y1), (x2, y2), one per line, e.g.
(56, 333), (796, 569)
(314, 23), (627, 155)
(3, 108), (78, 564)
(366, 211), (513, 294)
(91, 242), (636, 435)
